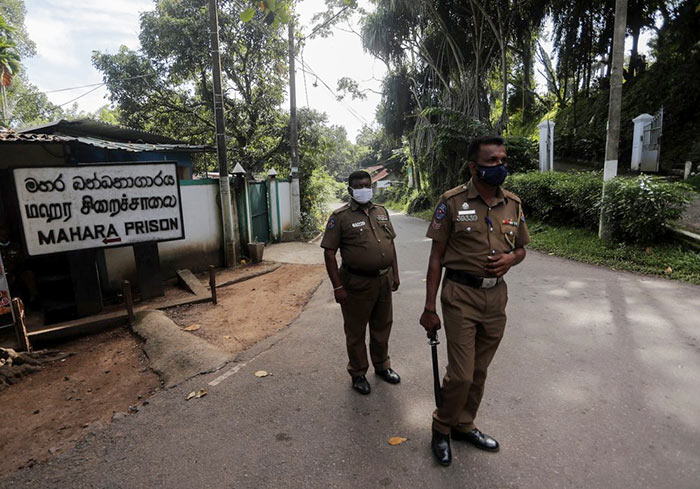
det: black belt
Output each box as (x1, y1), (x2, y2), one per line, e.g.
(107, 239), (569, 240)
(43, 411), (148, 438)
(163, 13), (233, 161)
(343, 265), (390, 277)
(445, 268), (502, 289)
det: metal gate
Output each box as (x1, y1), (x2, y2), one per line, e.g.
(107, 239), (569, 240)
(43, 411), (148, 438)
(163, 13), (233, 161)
(641, 107), (663, 172)
(237, 181), (270, 245)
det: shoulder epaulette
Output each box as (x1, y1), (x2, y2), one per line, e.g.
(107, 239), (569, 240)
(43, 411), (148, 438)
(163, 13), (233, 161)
(443, 184), (469, 200)
(502, 189), (522, 204)
(332, 203), (351, 215)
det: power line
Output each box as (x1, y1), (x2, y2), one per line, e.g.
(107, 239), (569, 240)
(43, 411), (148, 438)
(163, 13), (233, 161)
(57, 84), (104, 108)
(42, 74), (157, 95)
(301, 6), (351, 41)
(296, 56), (369, 126)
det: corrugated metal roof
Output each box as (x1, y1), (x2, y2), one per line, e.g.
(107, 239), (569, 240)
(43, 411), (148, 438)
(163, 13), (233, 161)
(372, 169), (390, 183)
(365, 164), (384, 173)
(0, 130), (213, 153)
(19, 118), (183, 144)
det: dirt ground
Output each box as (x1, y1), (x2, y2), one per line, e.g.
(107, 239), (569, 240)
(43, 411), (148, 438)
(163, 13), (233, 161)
(0, 328), (159, 475)
(0, 262), (326, 476)
(166, 264), (325, 354)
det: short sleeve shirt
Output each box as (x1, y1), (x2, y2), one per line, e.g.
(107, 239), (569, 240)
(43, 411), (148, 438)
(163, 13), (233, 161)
(321, 201), (397, 271)
(426, 180), (530, 276)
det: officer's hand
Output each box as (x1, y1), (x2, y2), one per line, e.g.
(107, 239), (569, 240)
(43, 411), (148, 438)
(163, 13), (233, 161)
(485, 253), (516, 277)
(420, 309), (441, 337)
(334, 286), (348, 304)
(392, 275), (400, 292)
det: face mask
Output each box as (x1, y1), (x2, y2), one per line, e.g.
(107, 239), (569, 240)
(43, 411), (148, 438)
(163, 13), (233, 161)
(476, 164), (508, 187)
(350, 187), (373, 204)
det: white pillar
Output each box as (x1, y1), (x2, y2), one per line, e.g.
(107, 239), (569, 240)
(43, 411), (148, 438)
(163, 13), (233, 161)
(538, 120), (555, 172)
(684, 161), (693, 180)
(631, 113), (653, 172)
(291, 175), (301, 232)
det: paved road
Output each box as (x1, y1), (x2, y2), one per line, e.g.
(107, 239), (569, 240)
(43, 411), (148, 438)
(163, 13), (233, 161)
(4, 212), (699, 488)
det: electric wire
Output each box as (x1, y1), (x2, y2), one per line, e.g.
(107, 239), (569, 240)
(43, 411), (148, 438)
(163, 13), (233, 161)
(296, 56), (369, 126)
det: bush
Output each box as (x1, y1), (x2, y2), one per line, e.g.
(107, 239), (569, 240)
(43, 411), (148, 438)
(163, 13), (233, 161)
(686, 174), (700, 193)
(407, 192), (433, 214)
(601, 175), (692, 243)
(300, 167), (337, 239)
(373, 183), (410, 205)
(504, 171), (602, 230)
(503, 136), (538, 174)
(505, 171), (691, 243)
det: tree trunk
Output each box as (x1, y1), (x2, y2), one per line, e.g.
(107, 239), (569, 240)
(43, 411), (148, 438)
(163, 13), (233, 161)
(600, 0), (628, 240)
(522, 32), (532, 122)
(629, 24), (641, 79)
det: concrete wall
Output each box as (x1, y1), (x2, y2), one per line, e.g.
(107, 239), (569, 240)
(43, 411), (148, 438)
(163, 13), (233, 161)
(277, 180), (293, 232)
(103, 180), (223, 290)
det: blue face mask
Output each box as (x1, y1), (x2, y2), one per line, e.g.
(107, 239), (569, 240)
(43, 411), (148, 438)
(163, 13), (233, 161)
(476, 164), (508, 187)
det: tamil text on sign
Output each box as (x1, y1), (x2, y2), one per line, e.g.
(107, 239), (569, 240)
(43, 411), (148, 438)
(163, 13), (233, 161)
(13, 163), (185, 256)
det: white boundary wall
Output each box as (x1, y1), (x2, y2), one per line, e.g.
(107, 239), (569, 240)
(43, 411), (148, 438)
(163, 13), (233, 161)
(104, 181), (222, 289)
(269, 179), (293, 241)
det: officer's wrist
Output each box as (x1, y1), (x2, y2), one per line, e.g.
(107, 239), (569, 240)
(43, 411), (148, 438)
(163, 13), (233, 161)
(423, 307), (436, 314)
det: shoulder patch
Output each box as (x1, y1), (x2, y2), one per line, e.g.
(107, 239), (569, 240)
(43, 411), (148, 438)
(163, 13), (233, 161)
(434, 202), (447, 220)
(326, 216), (337, 230)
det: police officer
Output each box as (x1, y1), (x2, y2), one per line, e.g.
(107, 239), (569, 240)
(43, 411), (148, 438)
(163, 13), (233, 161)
(321, 170), (401, 395)
(419, 136), (530, 466)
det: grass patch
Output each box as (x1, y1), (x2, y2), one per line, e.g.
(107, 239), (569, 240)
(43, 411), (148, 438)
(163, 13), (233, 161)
(526, 220), (700, 285)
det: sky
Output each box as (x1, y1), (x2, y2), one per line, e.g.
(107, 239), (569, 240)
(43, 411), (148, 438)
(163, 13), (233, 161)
(22, 0), (385, 142)
(21, 1), (655, 141)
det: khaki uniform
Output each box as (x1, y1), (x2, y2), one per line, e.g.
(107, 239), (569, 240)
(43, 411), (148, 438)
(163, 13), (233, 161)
(426, 180), (530, 434)
(321, 200), (397, 377)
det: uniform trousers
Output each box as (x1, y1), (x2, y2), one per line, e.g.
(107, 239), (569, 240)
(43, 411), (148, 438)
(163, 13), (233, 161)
(339, 267), (393, 377)
(433, 278), (508, 434)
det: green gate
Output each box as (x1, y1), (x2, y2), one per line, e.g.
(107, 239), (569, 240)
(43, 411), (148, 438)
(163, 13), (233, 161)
(237, 181), (270, 245)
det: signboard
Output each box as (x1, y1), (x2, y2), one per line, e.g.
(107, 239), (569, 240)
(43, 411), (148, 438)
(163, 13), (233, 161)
(13, 163), (185, 256)
(0, 253), (13, 325)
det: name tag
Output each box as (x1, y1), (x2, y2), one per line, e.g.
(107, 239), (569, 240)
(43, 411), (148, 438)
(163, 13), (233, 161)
(376, 215), (388, 221)
(457, 214), (478, 222)
(352, 221), (366, 228)
(458, 210), (476, 215)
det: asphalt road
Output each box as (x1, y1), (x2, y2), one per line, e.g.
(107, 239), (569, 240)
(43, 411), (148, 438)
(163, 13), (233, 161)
(3, 212), (699, 488)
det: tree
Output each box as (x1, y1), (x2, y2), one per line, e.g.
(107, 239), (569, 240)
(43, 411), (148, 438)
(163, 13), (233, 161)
(0, 0), (34, 57)
(93, 0), (289, 172)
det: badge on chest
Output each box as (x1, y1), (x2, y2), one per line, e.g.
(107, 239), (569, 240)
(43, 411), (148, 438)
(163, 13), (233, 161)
(456, 209), (477, 222)
(376, 214), (388, 222)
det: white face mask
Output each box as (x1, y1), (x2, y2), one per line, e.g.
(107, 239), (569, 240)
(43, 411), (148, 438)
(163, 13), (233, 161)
(350, 187), (373, 204)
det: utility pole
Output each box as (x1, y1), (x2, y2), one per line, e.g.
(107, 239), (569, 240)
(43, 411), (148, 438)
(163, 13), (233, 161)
(599, 0), (628, 240)
(208, 0), (237, 266)
(288, 20), (301, 234)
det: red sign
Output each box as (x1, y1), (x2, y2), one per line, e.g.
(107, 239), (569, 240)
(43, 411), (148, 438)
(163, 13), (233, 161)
(0, 254), (12, 317)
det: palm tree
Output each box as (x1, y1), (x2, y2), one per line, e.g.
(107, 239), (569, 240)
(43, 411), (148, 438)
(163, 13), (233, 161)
(0, 16), (21, 125)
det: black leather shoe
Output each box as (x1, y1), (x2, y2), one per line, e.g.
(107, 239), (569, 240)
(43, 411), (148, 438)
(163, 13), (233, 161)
(351, 375), (371, 395)
(451, 428), (500, 452)
(375, 368), (401, 384)
(431, 429), (452, 466)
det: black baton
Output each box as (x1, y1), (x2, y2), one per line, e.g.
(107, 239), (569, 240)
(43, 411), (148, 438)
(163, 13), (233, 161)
(429, 330), (442, 409)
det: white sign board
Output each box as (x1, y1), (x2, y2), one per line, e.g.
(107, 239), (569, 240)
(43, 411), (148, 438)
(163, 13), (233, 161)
(13, 163), (185, 256)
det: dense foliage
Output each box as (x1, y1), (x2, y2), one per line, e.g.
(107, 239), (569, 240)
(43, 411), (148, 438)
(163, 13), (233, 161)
(505, 171), (692, 243)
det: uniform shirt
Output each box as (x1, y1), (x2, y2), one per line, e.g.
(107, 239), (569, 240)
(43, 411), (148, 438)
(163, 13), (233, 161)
(426, 180), (530, 276)
(321, 200), (397, 271)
